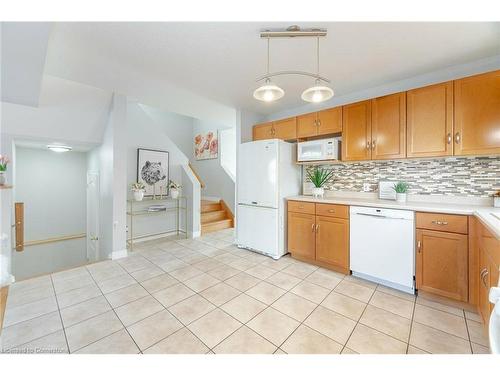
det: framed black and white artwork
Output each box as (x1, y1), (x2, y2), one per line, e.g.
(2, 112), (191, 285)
(137, 148), (169, 197)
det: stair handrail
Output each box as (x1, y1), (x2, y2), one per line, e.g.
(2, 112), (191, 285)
(188, 162), (205, 189)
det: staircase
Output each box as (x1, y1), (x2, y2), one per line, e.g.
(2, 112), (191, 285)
(201, 199), (234, 234)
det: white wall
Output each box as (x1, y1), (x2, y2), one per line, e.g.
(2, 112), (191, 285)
(12, 146), (87, 279)
(125, 101), (190, 241)
(191, 119), (236, 212)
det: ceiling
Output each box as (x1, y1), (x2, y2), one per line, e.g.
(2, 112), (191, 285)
(43, 22), (500, 115)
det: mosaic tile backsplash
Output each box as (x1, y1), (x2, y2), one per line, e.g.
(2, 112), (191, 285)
(304, 156), (500, 197)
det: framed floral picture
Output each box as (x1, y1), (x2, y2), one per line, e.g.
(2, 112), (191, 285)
(194, 130), (218, 160)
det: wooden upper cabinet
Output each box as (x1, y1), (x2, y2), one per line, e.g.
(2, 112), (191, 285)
(287, 211), (316, 261)
(416, 229), (468, 302)
(371, 92), (406, 160)
(315, 215), (349, 272)
(342, 100), (372, 161)
(317, 107), (342, 136)
(407, 82), (453, 158)
(454, 70), (500, 155)
(253, 122), (274, 141)
(274, 117), (297, 140)
(297, 112), (318, 138)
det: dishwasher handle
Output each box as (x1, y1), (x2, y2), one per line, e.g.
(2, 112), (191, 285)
(354, 212), (406, 220)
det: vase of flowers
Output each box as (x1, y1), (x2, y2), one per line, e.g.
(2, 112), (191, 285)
(0, 155), (10, 186)
(306, 167), (335, 199)
(393, 182), (410, 203)
(131, 182), (146, 201)
(168, 180), (182, 199)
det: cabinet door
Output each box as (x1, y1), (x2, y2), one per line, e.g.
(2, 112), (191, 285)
(317, 107), (342, 136)
(454, 70), (500, 155)
(315, 216), (349, 272)
(287, 212), (316, 261)
(407, 82), (453, 158)
(274, 117), (297, 140)
(342, 100), (372, 161)
(296, 112), (318, 138)
(253, 122), (274, 141)
(416, 229), (468, 302)
(371, 92), (406, 160)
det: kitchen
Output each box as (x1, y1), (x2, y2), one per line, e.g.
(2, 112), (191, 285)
(237, 69), (500, 353)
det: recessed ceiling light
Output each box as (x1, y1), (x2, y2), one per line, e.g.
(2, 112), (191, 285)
(47, 145), (72, 153)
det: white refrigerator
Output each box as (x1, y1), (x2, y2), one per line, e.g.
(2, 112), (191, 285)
(236, 139), (301, 259)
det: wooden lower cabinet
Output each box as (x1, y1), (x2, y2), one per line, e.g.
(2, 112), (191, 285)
(287, 202), (349, 273)
(287, 211), (316, 261)
(315, 215), (349, 272)
(416, 229), (468, 302)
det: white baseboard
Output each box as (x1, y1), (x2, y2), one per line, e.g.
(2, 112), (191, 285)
(201, 196), (221, 202)
(131, 231), (182, 244)
(1, 274), (15, 287)
(111, 249), (128, 260)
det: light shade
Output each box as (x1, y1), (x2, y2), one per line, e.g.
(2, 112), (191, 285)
(253, 79), (285, 102)
(301, 83), (334, 103)
(47, 145), (72, 153)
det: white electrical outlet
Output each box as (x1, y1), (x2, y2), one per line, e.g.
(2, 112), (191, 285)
(362, 183), (371, 192)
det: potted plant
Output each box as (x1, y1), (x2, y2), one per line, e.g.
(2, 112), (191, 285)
(131, 182), (146, 201)
(494, 190), (500, 208)
(306, 167), (334, 199)
(0, 155), (10, 185)
(168, 180), (182, 199)
(393, 182), (410, 203)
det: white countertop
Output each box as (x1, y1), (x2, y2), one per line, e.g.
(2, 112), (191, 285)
(287, 195), (500, 239)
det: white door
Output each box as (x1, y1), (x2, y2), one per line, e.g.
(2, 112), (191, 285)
(86, 172), (100, 262)
(237, 205), (279, 258)
(238, 140), (278, 208)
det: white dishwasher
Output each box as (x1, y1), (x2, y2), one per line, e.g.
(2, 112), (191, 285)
(350, 206), (415, 294)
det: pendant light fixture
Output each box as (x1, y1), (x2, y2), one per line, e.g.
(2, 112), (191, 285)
(253, 26), (334, 104)
(253, 38), (284, 102)
(301, 37), (334, 103)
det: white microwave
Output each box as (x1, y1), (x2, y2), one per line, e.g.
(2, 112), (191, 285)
(297, 138), (340, 162)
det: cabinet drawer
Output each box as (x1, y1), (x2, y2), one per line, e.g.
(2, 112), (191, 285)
(288, 201), (315, 215)
(416, 212), (468, 234)
(315, 203), (349, 219)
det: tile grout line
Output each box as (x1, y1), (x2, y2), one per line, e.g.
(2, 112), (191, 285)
(405, 292), (418, 354)
(49, 274), (71, 354)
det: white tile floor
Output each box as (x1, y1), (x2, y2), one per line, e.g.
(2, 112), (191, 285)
(0, 229), (491, 354)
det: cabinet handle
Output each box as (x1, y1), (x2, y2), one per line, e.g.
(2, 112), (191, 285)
(481, 269), (489, 287)
(313, 120), (318, 127)
(328, 209), (335, 213)
(447, 133), (452, 144)
(371, 140), (376, 150)
(417, 240), (421, 253)
(455, 132), (460, 144)
(315, 224), (320, 232)
(298, 205), (304, 209)
(431, 220), (448, 226)
(311, 223), (315, 232)
(366, 141), (371, 150)
(317, 120), (321, 127)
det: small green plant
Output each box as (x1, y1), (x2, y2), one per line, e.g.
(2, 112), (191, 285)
(131, 182), (145, 191)
(306, 167), (335, 188)
(0, 155), (10, 172)
(393, 182), (410, 193)
(168, 180), (182, 190)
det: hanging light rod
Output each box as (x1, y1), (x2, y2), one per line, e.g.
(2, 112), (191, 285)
(256, 71), (330, 83)
(260, 25), (327, 38)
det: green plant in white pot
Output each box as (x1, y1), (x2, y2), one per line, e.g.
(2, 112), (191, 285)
(0, 154), (10, 186)
(306, 167), (335, 199)
(131, 182), (146, 201)
(393, 182), (410, 203)
(168, 180), (182, 199)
